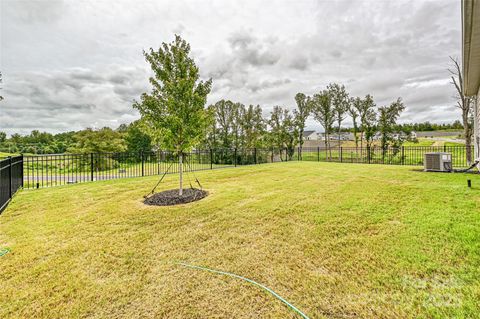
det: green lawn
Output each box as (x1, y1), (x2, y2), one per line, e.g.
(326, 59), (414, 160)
(0, 151), (19, 158)
(1, 162), (479, 318)
(403, 138), (436, 146)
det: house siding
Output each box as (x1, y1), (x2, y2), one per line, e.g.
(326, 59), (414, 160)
(476, 89), (480, 161)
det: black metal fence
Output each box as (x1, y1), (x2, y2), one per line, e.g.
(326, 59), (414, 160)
(22, 148), (296, 189)
(297, 145), (473, 167)
(20, 145), (475, 189)
(0, 156), (24, 213)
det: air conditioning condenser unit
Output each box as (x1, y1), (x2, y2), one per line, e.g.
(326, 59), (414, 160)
(424, 152), (452, 172)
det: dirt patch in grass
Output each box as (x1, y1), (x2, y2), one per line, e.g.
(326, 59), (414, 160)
(144, 188), (208, 206)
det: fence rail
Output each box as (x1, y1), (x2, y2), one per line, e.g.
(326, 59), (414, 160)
(298, 145), (473, 167)
(0, 156), (24, 213)
(20, 145), (475, 189)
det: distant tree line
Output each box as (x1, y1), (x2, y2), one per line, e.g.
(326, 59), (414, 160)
(0, 121), (151, 155)
(1, 83), (410, 158)
(337, 120), (463, 133)
(199, 84), (406, 159)
(0, 117), (465, 155)
(1, 117), (468, 156)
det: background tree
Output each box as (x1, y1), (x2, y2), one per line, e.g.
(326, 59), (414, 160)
(328, 83), (349, 143)
(213, 100), (235, 149)
(231, 102), (245, 149)
(348, 97), (361, 149)
(310, 90), (334, 158)
(268, 106), (297, 160)
(68, 127), (126, 154)
(133, 35), (212, 195)
(124, 121), (153, 155)
(357, 94), (376, 149)
(201, 105), (217, 149)
(449, 56), (473, 164)
(360, 95), (377, 154)
(293, 93), (311, 157)
(378, 98), (405, 157)
(67, 127), (126, 170)
(241, 104), (266, 149)
(0, 132), (6, 144)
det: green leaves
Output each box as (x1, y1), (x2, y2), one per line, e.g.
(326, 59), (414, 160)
(134, 35), (212, 152)
(268, 106), (297, 152)
(309, 89), (334, 136)
(294, 92), (311, 147)
(378, 98), (406, 149)
(68, 127), (127, 154)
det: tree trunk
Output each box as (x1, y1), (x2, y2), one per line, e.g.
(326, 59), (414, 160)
(327, 132), (332, 160)
(299, 129), (303, 160)
(464, 115), (472, 165)
(179, 152), (183, 196)
(338, 126), (341, 146)
(352, 118), (358, 149)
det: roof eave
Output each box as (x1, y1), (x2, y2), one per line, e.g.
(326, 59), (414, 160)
(463, 0), (480, 96)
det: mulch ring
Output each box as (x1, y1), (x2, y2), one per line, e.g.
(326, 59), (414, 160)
(144, 188), (208, 206)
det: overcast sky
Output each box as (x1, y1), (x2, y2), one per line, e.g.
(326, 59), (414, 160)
(0, 0), (462, 135)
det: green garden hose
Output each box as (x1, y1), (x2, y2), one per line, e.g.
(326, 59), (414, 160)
(178, 262), (310, 319)
(0, 248), (10, 257)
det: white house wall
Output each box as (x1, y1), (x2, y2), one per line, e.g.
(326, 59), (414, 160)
(476, 90), (480, 162)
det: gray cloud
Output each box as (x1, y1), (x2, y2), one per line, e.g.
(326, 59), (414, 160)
(0, 0), (462, 135)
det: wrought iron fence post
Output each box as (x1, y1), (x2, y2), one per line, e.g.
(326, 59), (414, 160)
(210, 149), (213, 169)
(401, 146), (404, 165)
(340, 147), (343, 163)
(90, 153), (94, 181)
(8, 156), (12, 198)
(317, 146), (320, 161)
(367, 146), (371, 164)
(234, 148), (237, 167)
(20, 154), (24, 188)
(254, 148), (257, 164)
(271, 148), (274, 162)
(141, 150), (145, 176)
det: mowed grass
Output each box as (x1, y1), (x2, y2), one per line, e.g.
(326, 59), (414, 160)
(1, 162), (480, 318)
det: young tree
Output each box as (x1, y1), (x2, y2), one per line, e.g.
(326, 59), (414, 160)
(310, 90), (334, 158)
(133, 35), (212, 196)
(348, 97), (361, 149)
(449, 56), (473, 164)
(378, 98), (405, 156)
(328, 83), (349, 143)
(293, 93), (311, 157)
